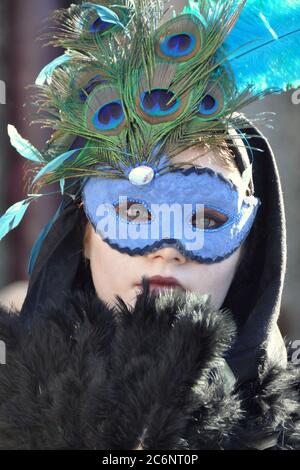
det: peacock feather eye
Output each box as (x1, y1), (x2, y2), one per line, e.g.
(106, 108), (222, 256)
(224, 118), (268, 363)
(85, 85), (126, 136)
(89, 17), (113, 33)
(199, 94), (219, 115)
(160, 33), (196, 58)
(92, 100), (124, 131)
(79, 74), (107, 102)
(197, 82), (226, 120)
(136, 63), (189, 124)
(81, 9), (116, 36)
(140, 89), (181, 117)
(154, 14), (203, 63)
(73, 68), (108, 103)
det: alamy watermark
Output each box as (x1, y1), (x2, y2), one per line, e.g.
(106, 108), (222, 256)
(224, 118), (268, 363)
(0, 80), (6, 105)
(0, 340), (6, 365)
(291, 87), (300, 105)
(96, 198), (206, 250)
(290, 340), (300, 365)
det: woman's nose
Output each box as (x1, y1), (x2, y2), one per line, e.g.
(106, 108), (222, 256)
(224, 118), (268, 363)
(147, 246), (186, 263)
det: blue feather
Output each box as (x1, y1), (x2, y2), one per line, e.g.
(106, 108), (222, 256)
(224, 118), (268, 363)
(0, 197), (41, 241)
(27, 201), (65, 275)
(224, 0), (300, 92)
(81, 3), (124, 28)
(33, 148), (82, 184)
(60, 179), (65, 195)
(7, 125), (42, 162)
(35, 54), (70, 86)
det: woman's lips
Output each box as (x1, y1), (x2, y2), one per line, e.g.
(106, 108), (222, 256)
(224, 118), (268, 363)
(135, 276), (185, 292)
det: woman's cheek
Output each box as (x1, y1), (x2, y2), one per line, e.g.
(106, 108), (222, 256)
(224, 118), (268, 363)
(188, 247), (242, 308)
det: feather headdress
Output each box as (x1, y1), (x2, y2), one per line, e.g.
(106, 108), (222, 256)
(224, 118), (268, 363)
(2, 0), (300, 251)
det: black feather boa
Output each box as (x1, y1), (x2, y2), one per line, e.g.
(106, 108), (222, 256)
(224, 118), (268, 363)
(0, 284), (299, 450)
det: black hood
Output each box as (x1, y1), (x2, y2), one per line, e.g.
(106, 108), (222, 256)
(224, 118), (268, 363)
(20, 123), (288, 385)
(222, 124), (287, 383)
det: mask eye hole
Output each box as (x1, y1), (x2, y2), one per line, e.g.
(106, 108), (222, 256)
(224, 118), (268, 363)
(115, 201), (152, 222)
(191, 208), (228, 230)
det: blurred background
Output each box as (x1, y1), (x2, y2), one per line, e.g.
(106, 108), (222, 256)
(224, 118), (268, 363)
(0, 0), (74, 309)
(0, 1), (299, 341)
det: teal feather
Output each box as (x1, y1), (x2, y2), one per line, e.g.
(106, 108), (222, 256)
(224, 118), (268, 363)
(33, 148), (83, 184)
(0, 197), (41, 241)
(224, 0), (300, 92)
(35, 54), (71, 86)
(7, 125), (42, 162)
(60, 179), (65, 195)
(81, 3), (125, 28)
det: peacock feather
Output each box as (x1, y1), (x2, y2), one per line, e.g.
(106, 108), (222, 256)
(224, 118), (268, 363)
(3, 0), (300, 240)
(28, 1), (249, 185)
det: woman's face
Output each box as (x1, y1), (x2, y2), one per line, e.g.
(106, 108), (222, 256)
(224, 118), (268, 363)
(84, 146), (246, 309)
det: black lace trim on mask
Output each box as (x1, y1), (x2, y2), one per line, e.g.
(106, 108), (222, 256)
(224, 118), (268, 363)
(98, 227), (254, 265)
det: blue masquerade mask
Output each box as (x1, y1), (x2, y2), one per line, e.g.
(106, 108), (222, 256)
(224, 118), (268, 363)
(82, 166), (261, 264)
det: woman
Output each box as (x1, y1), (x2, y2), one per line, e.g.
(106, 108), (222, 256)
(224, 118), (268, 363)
(0, 0), (300, 450)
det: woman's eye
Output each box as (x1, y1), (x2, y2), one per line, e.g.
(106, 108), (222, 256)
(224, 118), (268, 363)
(191, 208), (228, 229)
(115, 201), (151, 222)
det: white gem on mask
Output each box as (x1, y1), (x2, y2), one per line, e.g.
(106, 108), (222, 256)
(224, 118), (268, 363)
(128, 166), (155, 186)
